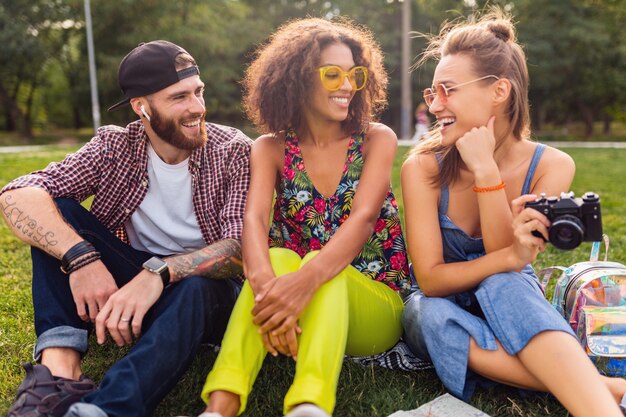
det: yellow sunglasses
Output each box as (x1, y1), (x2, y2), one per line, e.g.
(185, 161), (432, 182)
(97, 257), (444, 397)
(318, 65), (368, 92)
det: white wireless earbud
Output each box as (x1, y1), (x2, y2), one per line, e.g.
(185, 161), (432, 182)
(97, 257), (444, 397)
(140, 105), (151, 122)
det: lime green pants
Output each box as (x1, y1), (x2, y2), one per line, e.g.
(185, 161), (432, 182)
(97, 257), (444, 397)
(201, 248), (404, 415)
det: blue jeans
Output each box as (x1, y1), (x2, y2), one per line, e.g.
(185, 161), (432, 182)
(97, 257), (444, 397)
(31, 198), (241, 417)
(402, 266), (575, 401)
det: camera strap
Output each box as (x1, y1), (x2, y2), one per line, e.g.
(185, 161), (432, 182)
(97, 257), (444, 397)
(539, 234), (610, 292)
(589, 234), (610, 262)
(538, 266), (566, 293)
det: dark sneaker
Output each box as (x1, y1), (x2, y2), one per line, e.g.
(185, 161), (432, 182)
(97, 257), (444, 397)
(7, 363), (97, 417)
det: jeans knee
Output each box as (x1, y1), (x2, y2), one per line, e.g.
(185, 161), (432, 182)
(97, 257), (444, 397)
(402, 293), (438, 360)
(54, 197), (84, 215)
(178, 278), (239, 345)
(173, 276), (212, 300)
(404, 295), (450, 335)
(159, 277), (217, 327)
(173, 277), (238, 308)
(480, 272), (509, 287)
(53, 197), (92, 229)
(402, 292), (420, 328)
(478, 272), (534, 296)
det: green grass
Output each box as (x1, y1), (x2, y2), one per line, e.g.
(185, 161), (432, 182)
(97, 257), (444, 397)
(1, 145), (625, 416)
(0, 129), (94, 146)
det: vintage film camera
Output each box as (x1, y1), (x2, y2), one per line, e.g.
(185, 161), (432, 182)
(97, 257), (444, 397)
(524, 192), (602, 250)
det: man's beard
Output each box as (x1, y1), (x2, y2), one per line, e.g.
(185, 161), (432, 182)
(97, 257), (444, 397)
(149, 107), (207, 151)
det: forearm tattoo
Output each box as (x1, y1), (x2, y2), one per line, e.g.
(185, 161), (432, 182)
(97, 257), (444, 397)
(1, 194), (59, 250)
(167, 238), (243, 282)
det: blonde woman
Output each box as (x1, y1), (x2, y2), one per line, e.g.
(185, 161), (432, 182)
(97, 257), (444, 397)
(401, 8), (626, 417)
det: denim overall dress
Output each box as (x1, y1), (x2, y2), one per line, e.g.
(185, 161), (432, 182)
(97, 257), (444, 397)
(402, 143), (575, 400)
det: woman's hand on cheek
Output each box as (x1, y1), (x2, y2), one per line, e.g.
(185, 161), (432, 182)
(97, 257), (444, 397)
(455, 115), (497, 175)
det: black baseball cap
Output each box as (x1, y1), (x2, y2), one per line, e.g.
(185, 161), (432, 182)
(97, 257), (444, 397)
(107, 40), (200, 111)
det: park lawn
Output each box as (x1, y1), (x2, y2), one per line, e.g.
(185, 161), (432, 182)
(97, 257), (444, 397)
(1, 145), (624, 416)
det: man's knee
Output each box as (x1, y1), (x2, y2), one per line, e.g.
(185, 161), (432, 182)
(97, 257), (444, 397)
(54, 197), (84, 214)
(167, 277), (240, 344)
(52, 197), (94, 230)
(171, 277), (239, 308)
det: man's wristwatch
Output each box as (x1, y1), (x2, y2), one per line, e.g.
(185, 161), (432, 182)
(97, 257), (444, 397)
(142, 257), (170, 286)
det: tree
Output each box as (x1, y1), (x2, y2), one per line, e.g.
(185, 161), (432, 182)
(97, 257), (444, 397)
(0, 0), (79, 140)
(504, 0), (626, 136)
(82, 0), (257, 127)
(2, 0), (623, 138)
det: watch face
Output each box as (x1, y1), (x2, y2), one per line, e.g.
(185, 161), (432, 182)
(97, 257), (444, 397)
(144, 257), (166, 272)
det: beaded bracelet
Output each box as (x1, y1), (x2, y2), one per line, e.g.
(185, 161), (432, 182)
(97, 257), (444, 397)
(473, 181), (506, 193)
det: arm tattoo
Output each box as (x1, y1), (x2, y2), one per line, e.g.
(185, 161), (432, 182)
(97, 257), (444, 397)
(166, 238), (243, 282)
(1, 194), (59, 250)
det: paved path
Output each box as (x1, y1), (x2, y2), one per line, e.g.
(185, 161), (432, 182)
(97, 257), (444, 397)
(397, 140), (626, 148)
(1, 141), (626, 154)
(0, 144), (78, 154)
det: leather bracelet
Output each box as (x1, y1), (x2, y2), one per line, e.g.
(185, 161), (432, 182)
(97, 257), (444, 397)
(62, 251), (101, 274)
(62, 250), (100, 274)
(61, 241), (96, 272)
(473, 181), (506, 193)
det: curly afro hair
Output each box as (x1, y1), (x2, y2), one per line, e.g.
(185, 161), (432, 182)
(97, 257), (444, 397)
(242, 17), (388, 135)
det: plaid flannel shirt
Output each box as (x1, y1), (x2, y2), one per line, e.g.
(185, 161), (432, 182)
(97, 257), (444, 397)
(1, 120), (252, 247)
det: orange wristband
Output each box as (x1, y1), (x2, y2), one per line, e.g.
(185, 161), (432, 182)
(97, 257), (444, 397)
(473, 181), (506, 193)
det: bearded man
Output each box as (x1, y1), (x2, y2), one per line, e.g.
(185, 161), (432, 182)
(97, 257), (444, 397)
(2, 40), (252, 417)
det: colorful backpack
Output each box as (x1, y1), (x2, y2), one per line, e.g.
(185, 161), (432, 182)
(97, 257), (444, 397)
(538, 237), (626, 376)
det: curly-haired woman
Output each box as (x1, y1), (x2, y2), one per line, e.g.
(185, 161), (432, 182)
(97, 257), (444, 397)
(186, 17), (411, 417)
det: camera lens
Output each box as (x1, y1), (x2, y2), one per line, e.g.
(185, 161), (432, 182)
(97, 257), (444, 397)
(549, 215), (584, 250)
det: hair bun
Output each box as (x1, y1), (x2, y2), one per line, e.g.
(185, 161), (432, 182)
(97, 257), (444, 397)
(487, 21), (513, 42)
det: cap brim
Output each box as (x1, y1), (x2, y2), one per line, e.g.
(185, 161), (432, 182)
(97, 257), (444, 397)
(107, 98), (131, 112)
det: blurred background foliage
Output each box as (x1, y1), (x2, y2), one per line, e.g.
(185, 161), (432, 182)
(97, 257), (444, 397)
(1, 0), (625, 141)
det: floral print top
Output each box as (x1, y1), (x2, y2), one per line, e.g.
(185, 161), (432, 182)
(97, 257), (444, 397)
(269, 130), (411, 295)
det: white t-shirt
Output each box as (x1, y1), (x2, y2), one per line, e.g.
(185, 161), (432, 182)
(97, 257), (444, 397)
(125, 143), (205, 255)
